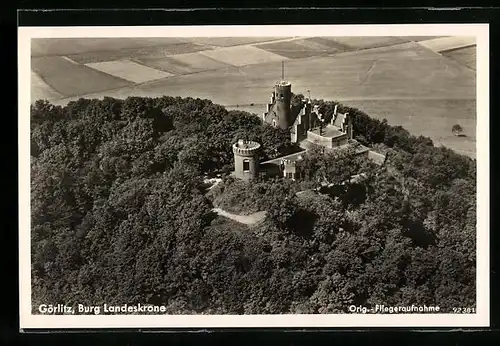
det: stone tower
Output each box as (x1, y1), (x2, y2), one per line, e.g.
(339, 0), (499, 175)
(232, 139), (261, 181)
(274, 81), (292, 129)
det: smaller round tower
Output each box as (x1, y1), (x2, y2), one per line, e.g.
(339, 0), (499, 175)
(232, 139), (261, 181)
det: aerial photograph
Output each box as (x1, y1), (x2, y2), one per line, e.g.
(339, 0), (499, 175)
(29, 34), (477, 316)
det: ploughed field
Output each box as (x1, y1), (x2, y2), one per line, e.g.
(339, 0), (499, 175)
(30, 36), (477, 158)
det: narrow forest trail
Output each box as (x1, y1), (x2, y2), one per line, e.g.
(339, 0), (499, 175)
(212, 208), (267, 225)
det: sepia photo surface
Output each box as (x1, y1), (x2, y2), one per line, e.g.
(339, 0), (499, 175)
(19, 24), (489, 328)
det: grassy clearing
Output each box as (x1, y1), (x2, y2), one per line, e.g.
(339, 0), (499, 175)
(199, 45), (288, 67)
(31, 71), (63, 102)
(31, 56), (132, 97)
(31, 37), (186, 56)
(67, 42), (208, 64)
(85, 60), (174, 83)
(442, 46), (476, 70)
(138, 52), (232, 75)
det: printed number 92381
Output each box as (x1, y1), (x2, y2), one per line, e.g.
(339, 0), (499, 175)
(453, 307), (476, 314)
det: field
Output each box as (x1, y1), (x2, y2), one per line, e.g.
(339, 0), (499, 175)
(85, 60), (174, 83)
(138, 53), (232, 75)
(199, 45), (288, 67)
(31, 56), (132, 97)
(67, 42), (207, 64)
(320, 36), (409, 50)
(30, 36), (476, 158)
(344, 99), (476, 158)
(305, 37), (353, 49)
(442, 46), (476, 70)
(181, 37), (287, 47)
(31, 37), (188, 56)
(256, 38), (347, 59)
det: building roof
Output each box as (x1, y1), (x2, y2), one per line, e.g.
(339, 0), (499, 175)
(308, 125), (346, 139)
(260, 150), (307, 166)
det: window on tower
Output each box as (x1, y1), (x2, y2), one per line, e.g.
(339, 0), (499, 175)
(243, 160), (250, 172)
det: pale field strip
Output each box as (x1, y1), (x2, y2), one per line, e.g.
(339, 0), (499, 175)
(198, 45), (290, 67)
(30, 71), (63, 102)
(417, 36), (477, 53)
(85, 60), (174, 84)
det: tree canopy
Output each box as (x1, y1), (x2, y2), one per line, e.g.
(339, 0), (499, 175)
(31, 95), (476, 314)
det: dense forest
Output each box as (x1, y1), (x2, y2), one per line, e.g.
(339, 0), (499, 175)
(30, 94), (476, 314)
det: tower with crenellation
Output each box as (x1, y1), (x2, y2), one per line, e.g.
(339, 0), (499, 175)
(232, 139), (261, 181)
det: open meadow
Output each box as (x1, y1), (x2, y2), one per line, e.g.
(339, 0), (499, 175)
(30, 36), (476, 158)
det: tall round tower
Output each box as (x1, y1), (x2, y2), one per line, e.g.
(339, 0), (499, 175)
(232, 139), (261, 181)
(274, 81), (292, 129)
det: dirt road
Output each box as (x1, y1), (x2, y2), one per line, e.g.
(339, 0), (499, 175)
(212, 208), (267, 225)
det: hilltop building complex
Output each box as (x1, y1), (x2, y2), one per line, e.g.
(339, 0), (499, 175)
(233, 63), (386, 181)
